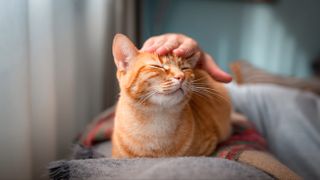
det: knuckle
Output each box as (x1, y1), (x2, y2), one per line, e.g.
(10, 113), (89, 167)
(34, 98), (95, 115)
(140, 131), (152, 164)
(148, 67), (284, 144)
(154, 38), (165, 45)
(178, 33), (186, 38)
(188, 41), (198, 50)
(168, 39), (179, 46)
(146, 37), (155, 44)
(151, 35), (162, 41)
(186, 38), (195, 44)
(178, 47), (187, 52)
(192, 41), (198, 48)
(171, 34), (179, 39)
(165, 42), (173, 48)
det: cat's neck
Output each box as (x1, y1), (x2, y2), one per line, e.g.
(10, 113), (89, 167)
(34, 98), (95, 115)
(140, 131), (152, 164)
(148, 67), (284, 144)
(116, 95), (190, 135)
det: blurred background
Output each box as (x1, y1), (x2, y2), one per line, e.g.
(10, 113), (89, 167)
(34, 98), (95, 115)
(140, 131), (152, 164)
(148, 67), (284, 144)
(1, 0), (319, 179)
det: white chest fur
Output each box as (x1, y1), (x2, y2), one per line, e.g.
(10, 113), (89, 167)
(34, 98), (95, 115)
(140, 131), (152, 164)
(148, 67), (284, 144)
(141, 113), (180, 136)
(118, 108), (183, 152)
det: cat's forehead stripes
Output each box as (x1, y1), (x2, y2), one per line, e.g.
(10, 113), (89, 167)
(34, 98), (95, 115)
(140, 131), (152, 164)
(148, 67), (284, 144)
(159, 55), (183, 66)
(136, 52), (190, 69)
(135, 53), (161, 65)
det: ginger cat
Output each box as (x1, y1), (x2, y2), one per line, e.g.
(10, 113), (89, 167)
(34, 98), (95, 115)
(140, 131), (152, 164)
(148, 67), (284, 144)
(112, 34), (231, 158)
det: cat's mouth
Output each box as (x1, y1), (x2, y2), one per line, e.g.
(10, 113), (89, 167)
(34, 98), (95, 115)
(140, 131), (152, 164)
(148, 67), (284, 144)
(149, 87), (186, 106)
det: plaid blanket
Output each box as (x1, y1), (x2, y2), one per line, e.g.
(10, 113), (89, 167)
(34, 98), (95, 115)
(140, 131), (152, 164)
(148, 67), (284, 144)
(77, 106), (300, 179)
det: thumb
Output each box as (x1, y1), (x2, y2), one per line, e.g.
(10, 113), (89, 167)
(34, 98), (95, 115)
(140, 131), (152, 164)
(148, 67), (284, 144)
(200, 53), (232, 83)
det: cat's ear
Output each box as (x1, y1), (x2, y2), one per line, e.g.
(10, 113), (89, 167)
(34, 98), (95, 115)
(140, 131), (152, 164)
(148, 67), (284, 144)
(186, 52), (201, 68)
(112, 34), (138, 71)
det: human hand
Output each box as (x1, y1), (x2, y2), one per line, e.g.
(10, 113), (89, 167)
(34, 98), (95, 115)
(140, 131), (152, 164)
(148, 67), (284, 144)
(141, 33), (232, 83)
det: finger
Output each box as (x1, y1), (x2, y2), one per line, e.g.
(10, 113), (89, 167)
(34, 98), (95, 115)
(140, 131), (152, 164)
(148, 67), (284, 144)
(173, 39), (198, 58)
(201, 54), (232, 83)
(141, 38), (156, 51)
(146, 36), (167, 53)
(156, 37), (180, 55)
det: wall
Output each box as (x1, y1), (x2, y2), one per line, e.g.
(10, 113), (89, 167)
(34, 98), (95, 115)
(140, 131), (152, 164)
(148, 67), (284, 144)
(142, 0), (320, 77)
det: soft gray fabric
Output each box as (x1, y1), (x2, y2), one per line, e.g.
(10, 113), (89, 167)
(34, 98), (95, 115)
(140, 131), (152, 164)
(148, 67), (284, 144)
(227, 83), (320, 179)
(49, 157), (272, 180)
(94, 141), (113, 157)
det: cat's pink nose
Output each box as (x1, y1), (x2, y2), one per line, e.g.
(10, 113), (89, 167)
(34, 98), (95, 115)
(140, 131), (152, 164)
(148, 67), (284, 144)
(174, 73), (185, 82)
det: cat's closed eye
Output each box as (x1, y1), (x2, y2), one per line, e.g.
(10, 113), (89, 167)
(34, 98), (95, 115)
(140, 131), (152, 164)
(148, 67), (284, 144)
(181, 67), (191, 71)
(149, 64), (164, 69)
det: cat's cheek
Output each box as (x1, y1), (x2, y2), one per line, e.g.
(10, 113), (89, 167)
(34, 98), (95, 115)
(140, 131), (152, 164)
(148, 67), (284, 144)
(184, 72), (195, 80)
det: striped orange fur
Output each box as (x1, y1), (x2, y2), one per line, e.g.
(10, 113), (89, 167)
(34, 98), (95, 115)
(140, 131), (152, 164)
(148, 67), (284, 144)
(112, 34), (231, 158)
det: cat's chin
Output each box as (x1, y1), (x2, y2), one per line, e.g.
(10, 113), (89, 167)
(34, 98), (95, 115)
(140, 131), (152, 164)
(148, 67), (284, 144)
(149, 89), (186, 107)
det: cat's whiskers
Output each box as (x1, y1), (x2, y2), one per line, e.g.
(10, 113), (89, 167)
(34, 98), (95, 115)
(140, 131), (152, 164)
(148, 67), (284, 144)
(138, 91), (157, 105)
(161, 88), (173, 91)
(189, 89), (209, 100)
(161, 85), (174, 88)
(190, 81), (204, 84)
(140, 92), (156, 105)
(161, 81), (179, 90)
(190, 77), (206, 83)
(190, 83), (230, 104)
(195, 88), (230, 104)
(163, 80), (174, 83)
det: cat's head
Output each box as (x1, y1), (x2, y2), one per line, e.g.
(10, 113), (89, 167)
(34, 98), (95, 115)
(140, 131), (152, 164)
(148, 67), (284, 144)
(112, 34), (200, 107)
